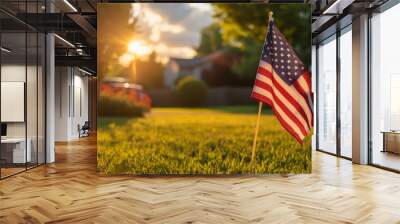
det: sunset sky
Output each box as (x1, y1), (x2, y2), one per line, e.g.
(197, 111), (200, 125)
(129, 3), (214, 63)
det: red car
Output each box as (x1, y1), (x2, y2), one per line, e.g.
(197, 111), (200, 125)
(100, 77), (151, 109)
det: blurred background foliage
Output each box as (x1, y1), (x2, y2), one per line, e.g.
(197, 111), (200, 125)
(200, 4), (311, 81)
(98, 4), (137, 81)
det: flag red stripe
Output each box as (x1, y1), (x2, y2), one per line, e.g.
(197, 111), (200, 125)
(293, 74), (313, 113)
(302, 71), (312, 89)
(294, 73), (314, 128)
(251, 91), (304, 143)
(293, 80), (313, 127)
(254, 78), (309, 137)
(258, 62), (313, 126)
(257, 67), (311, 130)
(251, 91), (272, 105)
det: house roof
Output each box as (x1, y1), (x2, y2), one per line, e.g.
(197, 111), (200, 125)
(169, 50), (226, 69)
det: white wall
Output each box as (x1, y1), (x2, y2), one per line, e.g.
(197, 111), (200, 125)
(1, 63), (46, 164)
(1, 65), (36, 137)
(55, 67), (70, 141)
(55, 67), (89, 141)
(164, 60), (179, 88)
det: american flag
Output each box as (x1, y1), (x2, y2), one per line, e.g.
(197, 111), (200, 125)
(251, 20), (313, 144)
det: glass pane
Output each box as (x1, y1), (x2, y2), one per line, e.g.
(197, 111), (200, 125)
(1, 30), (27, 177)
(311, 45), (317, 151)
(27, 31), (38, 169)
(317, 36), (337, 154)
(371, 4), (400, 171)
(38, 33), (45, 165)
(26, 0), (39, 169)
(339, 29), (352, 158)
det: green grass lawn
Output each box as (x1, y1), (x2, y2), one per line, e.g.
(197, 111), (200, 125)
(97, 106), (311, 174)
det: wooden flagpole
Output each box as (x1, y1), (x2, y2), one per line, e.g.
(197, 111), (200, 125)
(251, 11), (273, 164)
(251, 101), (263, 162)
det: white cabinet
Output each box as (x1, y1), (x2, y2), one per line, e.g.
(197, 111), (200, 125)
(1, 138), (32, 163)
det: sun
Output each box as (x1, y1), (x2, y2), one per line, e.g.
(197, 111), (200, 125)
(128, 40), (151, 56)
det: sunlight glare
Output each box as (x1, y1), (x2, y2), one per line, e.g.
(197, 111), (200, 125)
(128, 40), (151, 56)
(119, 53), (133, 67)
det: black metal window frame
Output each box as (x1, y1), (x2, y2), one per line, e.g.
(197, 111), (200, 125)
(0, 0), (48, 180)
(314, 21), (353, 161)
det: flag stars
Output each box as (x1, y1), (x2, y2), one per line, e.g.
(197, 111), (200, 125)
(261, 25), (305, 85)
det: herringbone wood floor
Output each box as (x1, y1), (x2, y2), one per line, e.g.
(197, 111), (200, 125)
(1, 136), (400, 224)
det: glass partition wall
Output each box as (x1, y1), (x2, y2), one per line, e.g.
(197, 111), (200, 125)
(0, 2), (46, 179)
(315, 25), (353, 159)
(339, 27), (352, 159)
(370, 3), (400, 171)
(317, 35), (337, 155)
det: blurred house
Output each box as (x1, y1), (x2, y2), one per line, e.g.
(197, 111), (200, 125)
(164, 51), (227, 88)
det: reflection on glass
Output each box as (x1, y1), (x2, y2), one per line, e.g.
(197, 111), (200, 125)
(311, 45), (317, 150)
(38, 33), (46, 165)
(371, 4), (400, 171)
(27, 31), (38, 169)
(317, 36), (337, 154)
(340, 29), (352, 158)
(1, 31), (27, 177)
(0, 2), (47, 179)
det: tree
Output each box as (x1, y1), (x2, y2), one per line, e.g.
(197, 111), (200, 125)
(136, 51), (165, 89)
(197, 23), (224, 56)
(213, 4), (311, 78)
(98, 4), (138, 81)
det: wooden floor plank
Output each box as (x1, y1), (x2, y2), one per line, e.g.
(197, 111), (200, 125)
(0, 136), (400, 223)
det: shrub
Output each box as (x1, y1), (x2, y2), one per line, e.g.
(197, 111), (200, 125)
(174, 75), (190, 86)
(98, 93), (147, 117)
(176, 76), (208, 107)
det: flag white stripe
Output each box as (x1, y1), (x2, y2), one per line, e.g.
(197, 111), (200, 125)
(253, 86), (306, 139)
(253, 86), (272, 99)
(255, 74), (310, 133)
(259, 61), (313, 127)
(297, 76), (314, 113)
